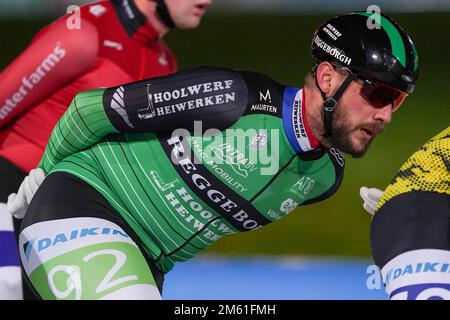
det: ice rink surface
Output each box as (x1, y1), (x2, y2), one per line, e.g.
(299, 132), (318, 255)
(164, 256), (387, 300)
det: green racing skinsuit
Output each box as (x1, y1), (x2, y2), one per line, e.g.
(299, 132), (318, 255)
(22, 67), (345, 287)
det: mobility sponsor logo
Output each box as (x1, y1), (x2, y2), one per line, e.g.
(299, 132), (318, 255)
(190, 138), (248, 193)
(163, 135), (271, 231)
(172, 122), (280, 177)
(23, 226), (129, 262)
(314, 35), (352, 66)
(210, 143), (258, 179)
(0, 44), (66, 120)
(193, 141), (248, 193)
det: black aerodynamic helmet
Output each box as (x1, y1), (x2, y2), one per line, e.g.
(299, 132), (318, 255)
(310, 12), (419, 138)
(311, 12), (419, 94)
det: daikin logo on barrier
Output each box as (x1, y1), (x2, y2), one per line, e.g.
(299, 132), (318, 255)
(19, 218), (136, 275)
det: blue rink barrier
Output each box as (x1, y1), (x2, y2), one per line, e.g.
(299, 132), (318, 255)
(0, 231), (19, 267)
(163, 256), (387, 300)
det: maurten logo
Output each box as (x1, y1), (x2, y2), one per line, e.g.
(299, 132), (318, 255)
(250, 89), (278, 114)
(260, 90), (271, 102)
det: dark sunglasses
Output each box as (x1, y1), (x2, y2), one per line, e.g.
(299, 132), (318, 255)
(325, 62), (408, 112)
(358, 77), (407, 112)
